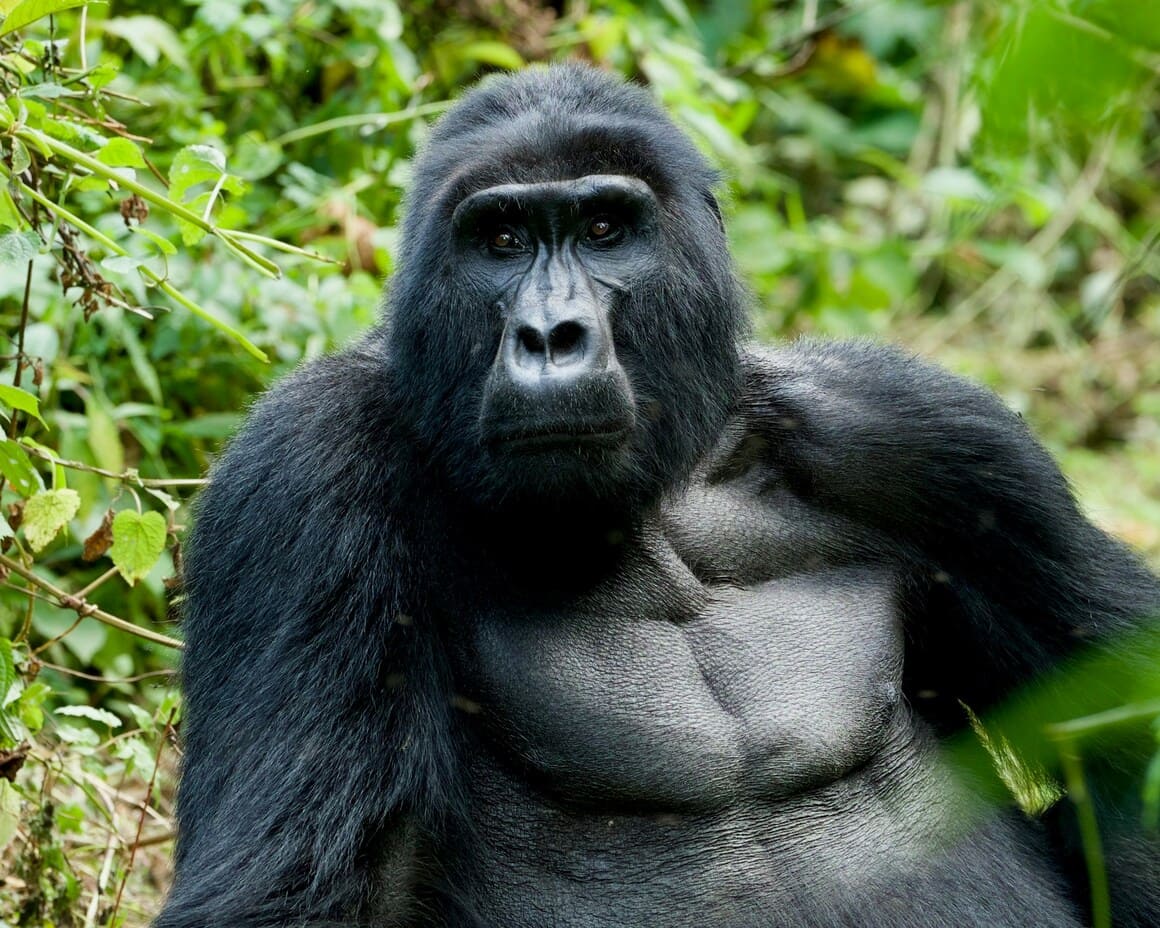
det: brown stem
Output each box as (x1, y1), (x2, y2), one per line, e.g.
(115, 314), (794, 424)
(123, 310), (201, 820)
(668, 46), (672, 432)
(0, 554), (183, 650)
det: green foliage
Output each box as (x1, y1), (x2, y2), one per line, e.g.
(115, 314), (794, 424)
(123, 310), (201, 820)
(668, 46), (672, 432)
(21, 487), (79, 551)
(108, 509), (167, 584)
(0, 0), (1156, 924)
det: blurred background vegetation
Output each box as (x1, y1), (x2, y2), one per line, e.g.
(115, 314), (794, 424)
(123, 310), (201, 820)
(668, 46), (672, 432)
(0, 0), (1157, 924)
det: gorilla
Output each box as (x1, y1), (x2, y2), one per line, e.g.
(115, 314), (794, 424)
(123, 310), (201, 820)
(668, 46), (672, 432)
(157, 64), (1160, 927)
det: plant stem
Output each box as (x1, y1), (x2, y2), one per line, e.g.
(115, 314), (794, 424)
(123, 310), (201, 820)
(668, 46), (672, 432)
(0, 554), (184, 650)
(9, 174), (268, 362)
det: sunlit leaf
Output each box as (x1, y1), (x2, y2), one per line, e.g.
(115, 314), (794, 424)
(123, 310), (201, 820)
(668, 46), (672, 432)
(0, 0), (90, 38)
(96, 137), (147, 168)
(108, 509), (167, 584)
(21, 487), (79, 552)
(0, 780), (20, 853)
(0, 638), (15, 705)
(56, 705), (122, 728)
(0, 436), (42, 497)
(100, 14), (187, 67)
(169, 144), (227, 203)
(0, 230), (40, 265)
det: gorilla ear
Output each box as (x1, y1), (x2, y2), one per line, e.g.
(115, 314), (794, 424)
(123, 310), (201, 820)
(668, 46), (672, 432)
(704, 191), (726, 235)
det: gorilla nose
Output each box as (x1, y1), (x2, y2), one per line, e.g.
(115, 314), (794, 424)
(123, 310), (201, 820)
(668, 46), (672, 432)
(506, 314), (610, 382)
(515, 320), (589, 369)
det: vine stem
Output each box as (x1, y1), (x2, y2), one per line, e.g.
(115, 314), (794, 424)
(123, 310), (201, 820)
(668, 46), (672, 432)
(12, 126), (281, 278)
(21, 443), (207, 489)
(7, 175), (267, 362)
(109, 706), (176, 924)
(0, 553), (183, 650)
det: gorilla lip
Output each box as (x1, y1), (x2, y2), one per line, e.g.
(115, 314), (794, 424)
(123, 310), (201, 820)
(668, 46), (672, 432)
(495, 425), (630, 452)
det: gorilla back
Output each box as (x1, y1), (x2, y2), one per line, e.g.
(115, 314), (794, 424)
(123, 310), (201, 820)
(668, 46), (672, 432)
(159, 65), (1160, 928)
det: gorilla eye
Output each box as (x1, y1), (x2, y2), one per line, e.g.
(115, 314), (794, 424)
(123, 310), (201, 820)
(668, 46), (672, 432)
(488, 228), (523, 252)
(586, 217), (621, 243)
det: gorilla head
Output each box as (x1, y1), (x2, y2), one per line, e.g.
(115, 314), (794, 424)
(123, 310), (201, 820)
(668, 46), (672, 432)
(385, 64), (748, 513)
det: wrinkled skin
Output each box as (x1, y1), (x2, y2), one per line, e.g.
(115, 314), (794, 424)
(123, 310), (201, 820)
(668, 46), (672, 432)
(157, 65), (1160, 928)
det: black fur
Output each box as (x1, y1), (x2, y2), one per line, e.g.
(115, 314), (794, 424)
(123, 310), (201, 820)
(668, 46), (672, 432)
(157, 65), (1160, 928)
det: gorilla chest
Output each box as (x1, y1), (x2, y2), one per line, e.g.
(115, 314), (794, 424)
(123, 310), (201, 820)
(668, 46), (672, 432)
(458, 517), (904, 805)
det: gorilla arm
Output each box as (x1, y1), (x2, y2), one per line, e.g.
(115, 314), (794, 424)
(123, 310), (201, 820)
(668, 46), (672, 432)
(742, 339), (1160, 925)
(156, 341), (456, 928)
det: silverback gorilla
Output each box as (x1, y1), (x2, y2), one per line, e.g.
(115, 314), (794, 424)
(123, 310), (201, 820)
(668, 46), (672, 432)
(158, 65), (1160, 927)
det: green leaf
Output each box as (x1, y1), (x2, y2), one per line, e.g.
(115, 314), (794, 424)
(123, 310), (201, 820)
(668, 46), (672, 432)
(453, 40), (524, 71)
(0, 637), (20, 752)
(0, 187), (21, 230)
(100, 254), (147, 274)
(130, 224), (177, 255)
(100, 15), (187, 67)
(60, 620), (105, 665)
(921, 167), (993, 204)
(19, 81), (70, 99)
(86, 397), (123, 476)
(0, 230), (40, 266)
(982, 3), (1149, 146)
(56, 704), (122, 728)
(0, 638), (15, 704)
(232, 132), (283, 181)
(0, 437), (41, 496)
(656, 0), (697, 33)
(0, 0), (91, 38)
(22, 487), (80, 552)
(113, 735), (154, 779)
(16, 680), (48, 733)
(86, 60), (118, 89)
(55, 723), (100, 747)
(96, 136), (146, 168)
(3, 137), (27, 170)
(0, 384), (45, 425)
(108, 509), (166, 584)
(0, 780), (20, 853)
(169, 144), (227, 203)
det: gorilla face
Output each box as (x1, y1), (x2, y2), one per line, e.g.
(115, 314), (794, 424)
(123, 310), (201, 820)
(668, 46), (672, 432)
(452, 175), (659, 503)
(384, 66), (748, 515)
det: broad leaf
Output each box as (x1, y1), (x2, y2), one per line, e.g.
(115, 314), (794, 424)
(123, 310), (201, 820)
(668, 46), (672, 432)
(0, 0), (90, 38)
(109, 509), (167, 584)
(0, 230), (40, 266)
(56, 705), (122, 728)
(0, 437), (42, 497)
(0, 780), (19, 853)
(22, 488), (80, 552)
(0, 383), (45, 424)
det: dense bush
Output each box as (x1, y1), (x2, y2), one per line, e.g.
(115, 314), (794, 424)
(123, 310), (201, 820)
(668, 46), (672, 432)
(0, 1), (1157, 924)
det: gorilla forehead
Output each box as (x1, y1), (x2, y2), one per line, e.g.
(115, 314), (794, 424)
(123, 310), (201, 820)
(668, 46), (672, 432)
(407, 64), (720, 219)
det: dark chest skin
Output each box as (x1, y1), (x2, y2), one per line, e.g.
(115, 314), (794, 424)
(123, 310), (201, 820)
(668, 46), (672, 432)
(435, 418), (1079, 926)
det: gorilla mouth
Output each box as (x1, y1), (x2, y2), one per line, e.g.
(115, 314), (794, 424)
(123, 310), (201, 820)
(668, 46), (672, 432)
(495, 424), (630, 452)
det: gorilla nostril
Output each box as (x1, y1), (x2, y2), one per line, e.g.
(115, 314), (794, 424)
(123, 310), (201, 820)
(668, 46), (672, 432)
(517, 326), (547, 356)
(549, 321), (587, 363)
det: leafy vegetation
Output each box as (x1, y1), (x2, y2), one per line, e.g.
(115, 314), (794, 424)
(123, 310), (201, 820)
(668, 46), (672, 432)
(0, 0), (1157, 924)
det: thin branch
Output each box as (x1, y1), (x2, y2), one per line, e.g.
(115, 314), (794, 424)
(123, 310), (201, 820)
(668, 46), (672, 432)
(6, 260), (34, 440)
(110, 707), (176, 924)
(21, 442), (206, 489)
(226, 228), (342, 264)
(12, 126), (282, 279)
(273, 100), (449, 146)
(74, 566), (121, 601)
(37, 661), (175, 684)
(0, 554), (184, 650)
(8, 174), (268, 362)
